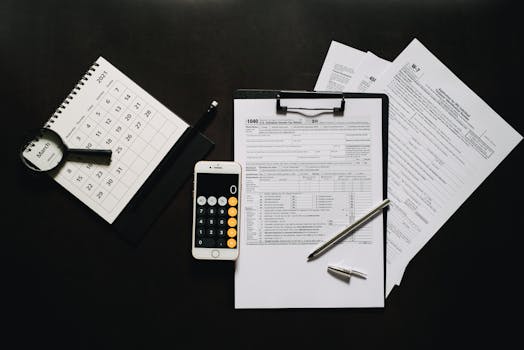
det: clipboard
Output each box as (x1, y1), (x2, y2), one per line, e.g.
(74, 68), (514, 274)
(233, 89), (389, 307)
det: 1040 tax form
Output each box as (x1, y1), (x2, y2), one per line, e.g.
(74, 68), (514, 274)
(234, 93), (387, 308)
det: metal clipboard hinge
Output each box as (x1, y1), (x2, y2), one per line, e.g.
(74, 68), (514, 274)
(276, 91), (345, 116)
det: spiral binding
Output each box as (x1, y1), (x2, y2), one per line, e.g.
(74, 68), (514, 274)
(24, 60), (100, 153)
(44, 60), (100, 128)
(23, 130), (44, 153)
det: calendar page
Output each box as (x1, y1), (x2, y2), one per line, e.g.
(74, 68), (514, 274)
(23, 57), (189, 223)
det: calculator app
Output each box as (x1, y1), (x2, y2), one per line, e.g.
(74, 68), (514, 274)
(194, 173), (239, 249)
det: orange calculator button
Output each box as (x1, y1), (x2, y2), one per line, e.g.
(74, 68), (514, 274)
(227, 218), (237, 227)
(227, 228), (237, 238)
(227, 238), (237, 248)
(228, 207), (237, 217)
(228, 197), (238, 206)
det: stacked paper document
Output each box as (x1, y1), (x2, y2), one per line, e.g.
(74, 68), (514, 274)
(315, 39), (522, 296)
(234, 38), (522, 308)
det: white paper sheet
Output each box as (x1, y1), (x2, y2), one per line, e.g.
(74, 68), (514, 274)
(345, 52), (391, 92)
(234, 97), (385, 308)
(314, 41), (365, 92)
(369, 39), (523, 295)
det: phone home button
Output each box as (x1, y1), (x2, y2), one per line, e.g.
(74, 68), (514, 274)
(211, 250), (220, 258)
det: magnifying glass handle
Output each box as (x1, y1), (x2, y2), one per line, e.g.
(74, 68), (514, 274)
(68, 148), (112, 158)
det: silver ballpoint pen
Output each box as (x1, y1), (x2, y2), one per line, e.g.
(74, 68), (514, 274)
(307, 198), (390, 260)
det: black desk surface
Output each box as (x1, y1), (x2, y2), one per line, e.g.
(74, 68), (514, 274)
(2, 0), (522, 348)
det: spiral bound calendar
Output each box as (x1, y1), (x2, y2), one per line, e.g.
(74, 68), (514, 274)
(23, 57), (190, 224)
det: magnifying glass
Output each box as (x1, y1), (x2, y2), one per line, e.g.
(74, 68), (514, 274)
(20, 128), (112, 172)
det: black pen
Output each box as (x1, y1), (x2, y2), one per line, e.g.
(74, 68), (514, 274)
(193, 100), (218, 132)
(177, 100), (217, 153)
(168, 100), (217, 155)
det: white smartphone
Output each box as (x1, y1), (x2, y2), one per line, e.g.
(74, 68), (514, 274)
(192, 161), (241, 260)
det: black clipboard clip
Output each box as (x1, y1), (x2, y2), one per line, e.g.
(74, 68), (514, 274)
(276, 91), (345, 116)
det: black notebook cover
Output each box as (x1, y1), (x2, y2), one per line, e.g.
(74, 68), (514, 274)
(113, 129), (214, 244)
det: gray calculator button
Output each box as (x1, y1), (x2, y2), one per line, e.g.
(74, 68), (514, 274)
(207, 196), (217, 206)
(218, 196), (227, 206)
(197, 196), (206, 206)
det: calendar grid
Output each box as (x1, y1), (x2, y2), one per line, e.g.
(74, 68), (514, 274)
(57, 77), (181, 217)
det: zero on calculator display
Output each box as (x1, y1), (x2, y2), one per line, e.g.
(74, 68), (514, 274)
(194, 173), (239, 249)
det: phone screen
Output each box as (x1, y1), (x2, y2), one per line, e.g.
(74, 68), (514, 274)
(194, 173), (239, 249)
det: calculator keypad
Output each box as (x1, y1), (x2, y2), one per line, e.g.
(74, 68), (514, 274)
(195, 195), (238, 248)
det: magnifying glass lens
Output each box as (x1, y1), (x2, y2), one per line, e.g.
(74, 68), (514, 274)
(21, 129), (66, 172)
(21, 128), (112, 172)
